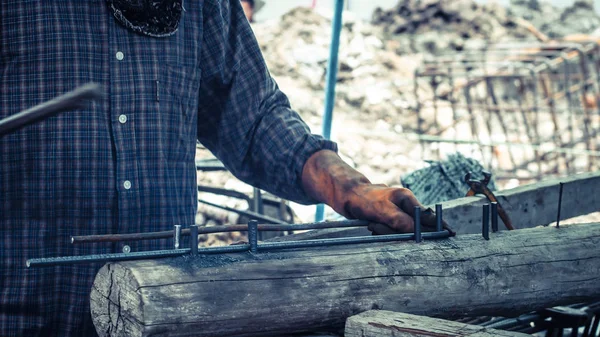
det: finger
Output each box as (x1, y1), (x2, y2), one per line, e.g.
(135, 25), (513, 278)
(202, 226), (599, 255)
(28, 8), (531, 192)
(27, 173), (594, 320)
(368, 223), (398, 235)
(372, 200), (416, 233)
(350, 199), (415, 233)
(388, 188), (425, 216)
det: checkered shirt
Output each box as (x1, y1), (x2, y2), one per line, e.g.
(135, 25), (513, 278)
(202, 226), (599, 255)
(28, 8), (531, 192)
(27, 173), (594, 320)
(0, 1), (337, 336)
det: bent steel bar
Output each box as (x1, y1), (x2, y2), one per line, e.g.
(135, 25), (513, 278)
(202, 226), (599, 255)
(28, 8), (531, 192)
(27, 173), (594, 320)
(71, 219), (372, 244)
(30, 230), (451, 267)
(0, 83), (102, 137)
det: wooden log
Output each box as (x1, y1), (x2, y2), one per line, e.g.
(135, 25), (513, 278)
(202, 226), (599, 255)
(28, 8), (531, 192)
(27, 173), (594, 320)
(345, 310), (531, 337)
(91, 223), (600, 337)
(272, 171), (600, 241)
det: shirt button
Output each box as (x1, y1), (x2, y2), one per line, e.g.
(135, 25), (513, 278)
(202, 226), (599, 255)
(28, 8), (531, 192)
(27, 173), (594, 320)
(123, 180), (132, 190)
(118, 114), (127, 124)
(116, 51), (124, 61)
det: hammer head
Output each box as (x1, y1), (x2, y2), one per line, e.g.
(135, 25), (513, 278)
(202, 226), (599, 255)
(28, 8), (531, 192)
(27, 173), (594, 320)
(465, 171), (492, 187)
(464, 171), (472, 184)
(481, 171), (492, 185)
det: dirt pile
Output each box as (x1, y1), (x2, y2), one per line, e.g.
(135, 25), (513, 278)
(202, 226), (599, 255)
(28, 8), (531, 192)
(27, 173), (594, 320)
(372, 0), (600, 54)
(372, 0), (533, 54)
(509, 0), (600, 38)
(252, 6), (420, 118)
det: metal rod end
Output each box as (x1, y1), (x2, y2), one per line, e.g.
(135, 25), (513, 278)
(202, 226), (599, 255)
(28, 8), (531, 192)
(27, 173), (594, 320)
(190, 225), (199, 255)
(556, 182), (564, 228)
(491, 202), (499, 233)
(435, 204), (443, 232)
(482, 204), (490, 240)
(174, 225), (182, 249)
(414, 206), (422, 243)
(248, 220), (258, 253)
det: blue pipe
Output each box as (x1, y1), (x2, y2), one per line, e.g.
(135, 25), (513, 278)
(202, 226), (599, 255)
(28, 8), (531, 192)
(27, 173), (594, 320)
(316, 0), (344, 222)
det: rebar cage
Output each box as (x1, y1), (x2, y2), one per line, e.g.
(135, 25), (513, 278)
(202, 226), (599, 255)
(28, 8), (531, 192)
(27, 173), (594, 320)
(414, 40), (600, 182)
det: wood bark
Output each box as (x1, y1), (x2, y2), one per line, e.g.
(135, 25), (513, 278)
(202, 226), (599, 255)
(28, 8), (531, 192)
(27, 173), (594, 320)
(91, 223), (600, 337)
(345, 310), (531, 337)
(272, 171), (600, 241)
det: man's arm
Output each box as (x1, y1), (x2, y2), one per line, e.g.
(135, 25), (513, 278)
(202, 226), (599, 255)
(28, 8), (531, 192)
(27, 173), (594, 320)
(302, 150), (453, 234)
(196, 0), (449, 233)
(197, 0), (336, 204)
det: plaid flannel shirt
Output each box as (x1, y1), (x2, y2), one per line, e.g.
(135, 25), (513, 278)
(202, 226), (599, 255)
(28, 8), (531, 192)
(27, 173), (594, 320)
(0, 1), (337, 335)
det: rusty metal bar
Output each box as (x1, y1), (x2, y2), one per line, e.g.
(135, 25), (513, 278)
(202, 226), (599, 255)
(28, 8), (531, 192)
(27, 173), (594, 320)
(71, 219), (372, 244)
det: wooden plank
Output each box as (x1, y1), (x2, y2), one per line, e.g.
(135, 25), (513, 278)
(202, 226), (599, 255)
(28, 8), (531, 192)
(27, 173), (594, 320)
(443, 171), (600, 234)
(91, 223), (600, 337)
(272, 171), (600, 241)
(345, 310), (531, 337)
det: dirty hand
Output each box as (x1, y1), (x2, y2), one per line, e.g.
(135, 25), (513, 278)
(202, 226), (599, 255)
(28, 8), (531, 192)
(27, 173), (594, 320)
(301, 150), (455, 236)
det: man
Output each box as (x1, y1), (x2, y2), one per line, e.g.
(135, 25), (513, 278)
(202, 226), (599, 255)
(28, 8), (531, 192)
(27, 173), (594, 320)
(0, 1), (448, 336)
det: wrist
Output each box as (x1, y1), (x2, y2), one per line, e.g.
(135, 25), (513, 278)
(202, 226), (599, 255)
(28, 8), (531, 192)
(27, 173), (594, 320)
(301, 150), (371, 216)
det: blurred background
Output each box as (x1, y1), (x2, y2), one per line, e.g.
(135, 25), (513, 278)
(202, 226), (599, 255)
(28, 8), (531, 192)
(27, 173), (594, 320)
(196, 0), (600, 243)
(253, 0), (600, 22)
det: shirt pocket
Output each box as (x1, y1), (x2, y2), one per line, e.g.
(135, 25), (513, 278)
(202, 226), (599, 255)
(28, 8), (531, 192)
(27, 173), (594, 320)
(159, 64), (201, 162)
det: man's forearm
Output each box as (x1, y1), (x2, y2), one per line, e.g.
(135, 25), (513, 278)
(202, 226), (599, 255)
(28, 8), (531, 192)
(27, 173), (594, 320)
(301, 150), (371, 217)
(301, 149), (453, 234)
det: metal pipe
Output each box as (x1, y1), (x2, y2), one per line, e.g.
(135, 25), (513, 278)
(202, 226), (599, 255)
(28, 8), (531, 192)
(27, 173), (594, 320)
(0, 83), (102, 137)
(71, 219), (372, 244)
(316, 0), (344, 222)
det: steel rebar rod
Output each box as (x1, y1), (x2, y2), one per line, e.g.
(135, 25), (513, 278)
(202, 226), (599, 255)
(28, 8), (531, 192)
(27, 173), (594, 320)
(27, 248), (193, 267)
(71, 219), (372, 244)
(198, 199), (287, 225)
(0, 83), (102, 137)
(32, 230), (452, 267)
(255, 231), (450, 252)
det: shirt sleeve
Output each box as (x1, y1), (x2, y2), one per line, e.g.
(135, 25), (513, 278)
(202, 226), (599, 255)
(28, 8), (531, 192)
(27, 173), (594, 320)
(197, 0), (337, 204)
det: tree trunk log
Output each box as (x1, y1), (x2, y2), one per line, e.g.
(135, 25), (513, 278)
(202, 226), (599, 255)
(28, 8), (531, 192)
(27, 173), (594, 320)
(91, 223), (600, 337)
(345, 310), (531, 337)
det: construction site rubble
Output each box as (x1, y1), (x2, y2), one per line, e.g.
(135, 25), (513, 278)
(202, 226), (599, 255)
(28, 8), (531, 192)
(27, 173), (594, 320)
(372, 0), (532, 54)
(509, 0), (600, 39)
(197, 0), (600, 229)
